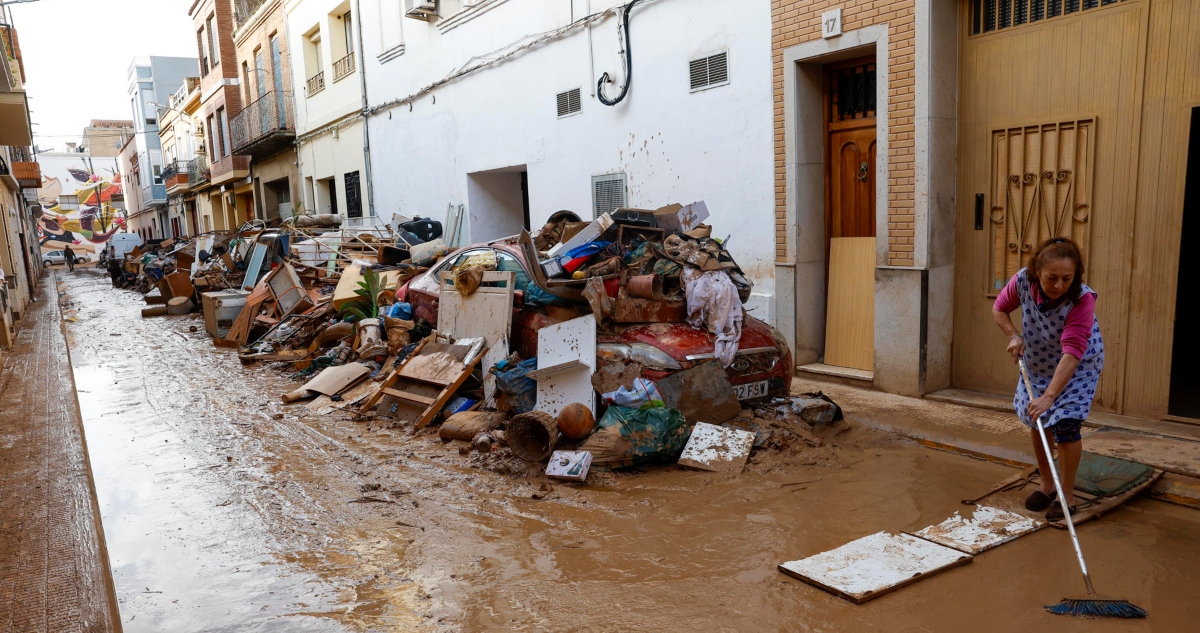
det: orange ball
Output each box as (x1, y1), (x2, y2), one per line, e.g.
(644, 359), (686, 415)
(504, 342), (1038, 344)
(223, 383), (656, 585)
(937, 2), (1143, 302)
(556, 403), (595, 440)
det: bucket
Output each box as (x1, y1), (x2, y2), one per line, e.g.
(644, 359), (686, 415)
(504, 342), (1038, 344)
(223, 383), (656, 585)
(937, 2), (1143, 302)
(507, 411), (560, 461)
(627, 274), (663, 300)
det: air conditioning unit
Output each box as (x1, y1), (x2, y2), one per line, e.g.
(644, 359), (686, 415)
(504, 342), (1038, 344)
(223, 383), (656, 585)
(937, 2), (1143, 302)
(404, 0), (437, 21)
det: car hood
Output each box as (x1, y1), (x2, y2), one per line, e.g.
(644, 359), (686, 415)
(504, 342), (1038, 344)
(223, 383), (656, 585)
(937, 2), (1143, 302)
(599, 316), (780, 362)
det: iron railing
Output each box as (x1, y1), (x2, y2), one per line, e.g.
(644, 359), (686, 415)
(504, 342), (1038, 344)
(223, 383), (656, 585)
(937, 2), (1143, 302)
(306, 71), (325, 96)
(187, 155), (210, 187)
(233, 0), (270, 28)
(333, 52), (355, 82)
(162, 159), (189, 190)
(230, 90), (294, 153)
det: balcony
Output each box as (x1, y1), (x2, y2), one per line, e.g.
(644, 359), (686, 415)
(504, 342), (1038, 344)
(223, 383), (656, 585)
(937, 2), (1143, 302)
(210, 154), (250, 186)
(306, 71), (325, 96)
(333, 52), (355, 82)
(233, 0), (270, 28)
(161, 160), (190, 193)
(12, 160), (40, 188)
(187, 155), (210, 188)
(230, 90), (294, 158)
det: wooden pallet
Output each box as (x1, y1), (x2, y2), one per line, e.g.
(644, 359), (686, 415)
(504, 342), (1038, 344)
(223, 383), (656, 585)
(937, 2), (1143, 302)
(359, 341), (485, 429)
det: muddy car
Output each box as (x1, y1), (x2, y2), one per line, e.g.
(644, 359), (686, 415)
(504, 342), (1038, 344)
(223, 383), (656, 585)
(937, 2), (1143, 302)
(402, 240), (792, 404)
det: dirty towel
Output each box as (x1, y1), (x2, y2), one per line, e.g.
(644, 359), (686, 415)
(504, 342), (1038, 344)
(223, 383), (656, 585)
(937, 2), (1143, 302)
(577, 405), (690, 468)
(682, 267), (743, 366)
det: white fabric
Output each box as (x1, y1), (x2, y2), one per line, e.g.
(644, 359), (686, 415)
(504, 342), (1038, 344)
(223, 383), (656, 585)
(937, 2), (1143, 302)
(682, 267), (743, 367)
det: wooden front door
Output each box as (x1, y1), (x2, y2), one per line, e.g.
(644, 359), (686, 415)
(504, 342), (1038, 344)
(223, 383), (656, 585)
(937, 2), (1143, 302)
(823, 60), (877, 371)
(955, 0), (1152, 414)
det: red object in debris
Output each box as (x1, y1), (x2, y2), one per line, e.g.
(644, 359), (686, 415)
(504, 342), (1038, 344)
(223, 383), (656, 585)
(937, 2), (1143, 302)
(604, 277), (619, 298)
(405, 241), (793, 403)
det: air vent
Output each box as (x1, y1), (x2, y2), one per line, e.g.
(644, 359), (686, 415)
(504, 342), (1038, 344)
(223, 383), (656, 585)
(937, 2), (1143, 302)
(689, 51), (729, 92)
(556, 88), (582, 118)
(591, 173), (626, 219)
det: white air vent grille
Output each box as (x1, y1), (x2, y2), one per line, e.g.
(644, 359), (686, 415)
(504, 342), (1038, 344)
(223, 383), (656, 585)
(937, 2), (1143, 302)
(689, 51), (729, 92)
(591, 173), (626, 219)
(556, 88), (582, 118)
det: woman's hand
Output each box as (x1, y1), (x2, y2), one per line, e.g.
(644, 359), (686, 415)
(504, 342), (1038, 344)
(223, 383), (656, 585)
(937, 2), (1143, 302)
(1006, 335), (1025, 364)
(1027, 393), (1055, 422)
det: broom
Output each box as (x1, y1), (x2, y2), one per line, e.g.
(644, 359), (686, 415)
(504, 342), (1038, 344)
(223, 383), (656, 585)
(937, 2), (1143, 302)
(1019, 360), (1147, 618)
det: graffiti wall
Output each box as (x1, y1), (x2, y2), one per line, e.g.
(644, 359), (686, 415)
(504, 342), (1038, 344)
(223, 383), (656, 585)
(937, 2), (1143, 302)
(35, 153), (127, 262)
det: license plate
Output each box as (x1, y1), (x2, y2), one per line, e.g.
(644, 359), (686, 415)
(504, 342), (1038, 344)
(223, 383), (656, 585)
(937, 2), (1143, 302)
(733, 380), (768, 400)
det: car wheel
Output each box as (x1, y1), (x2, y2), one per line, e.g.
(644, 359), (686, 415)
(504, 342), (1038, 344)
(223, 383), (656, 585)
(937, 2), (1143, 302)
(42, 260), (49, 268)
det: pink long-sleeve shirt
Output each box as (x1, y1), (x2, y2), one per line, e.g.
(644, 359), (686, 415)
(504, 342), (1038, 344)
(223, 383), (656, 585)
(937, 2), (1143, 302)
(994, 274), (1095, 359)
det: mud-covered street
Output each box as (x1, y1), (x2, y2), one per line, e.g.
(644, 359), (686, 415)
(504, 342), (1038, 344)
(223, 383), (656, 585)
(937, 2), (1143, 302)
(45, 266), (1199, 632)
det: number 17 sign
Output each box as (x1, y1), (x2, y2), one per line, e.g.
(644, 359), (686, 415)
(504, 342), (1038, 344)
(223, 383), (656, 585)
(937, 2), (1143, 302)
(822, 8), (842, 39)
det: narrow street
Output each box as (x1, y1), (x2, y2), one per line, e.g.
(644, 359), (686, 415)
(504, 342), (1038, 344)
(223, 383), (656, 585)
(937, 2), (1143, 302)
(44, 266), (1200, 632)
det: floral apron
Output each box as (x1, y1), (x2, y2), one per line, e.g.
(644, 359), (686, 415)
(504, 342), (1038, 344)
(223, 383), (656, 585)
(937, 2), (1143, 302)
(1012, 269), (1104, 428)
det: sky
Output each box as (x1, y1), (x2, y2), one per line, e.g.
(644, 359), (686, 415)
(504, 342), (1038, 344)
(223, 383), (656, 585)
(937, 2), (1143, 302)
(7, 0), (198, 151)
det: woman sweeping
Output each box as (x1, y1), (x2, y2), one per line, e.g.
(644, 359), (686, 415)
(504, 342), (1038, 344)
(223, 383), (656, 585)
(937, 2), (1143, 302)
(992, 237), (1103, 521)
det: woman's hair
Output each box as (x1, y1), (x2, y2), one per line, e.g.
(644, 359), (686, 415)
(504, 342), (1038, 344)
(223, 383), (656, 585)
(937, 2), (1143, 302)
(1028, 236), (1085, 303)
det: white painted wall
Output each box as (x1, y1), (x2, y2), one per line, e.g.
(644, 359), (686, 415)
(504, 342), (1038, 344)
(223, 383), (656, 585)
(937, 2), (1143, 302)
(359, 0), (778, 317)
(286, 0), (363, 134)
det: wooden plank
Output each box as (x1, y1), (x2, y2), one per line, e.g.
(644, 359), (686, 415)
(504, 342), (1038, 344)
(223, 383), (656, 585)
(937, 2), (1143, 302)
(415, 350), (485, 430)
(823, 237), (874, 371)
(300, 363), (371, 396)
(910, 506), (1046, 555)
(358, 339), (428, 414)
(398, 343), (471, 384)
(778, 531), (972, 604)
(381, 388), (435, 406)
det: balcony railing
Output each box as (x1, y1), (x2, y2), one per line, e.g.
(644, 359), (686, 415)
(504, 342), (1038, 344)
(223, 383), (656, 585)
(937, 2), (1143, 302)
(187, 155), (210, 188)
(306, 71), (325, 96)
(162, 160), (190, 191)
(333, 52), (355, 82)
(230, 90), (294, 156)
(233, 0), (270, 28)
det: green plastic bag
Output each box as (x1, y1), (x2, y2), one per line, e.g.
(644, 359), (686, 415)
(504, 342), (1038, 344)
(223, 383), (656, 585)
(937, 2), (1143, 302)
(578, 406), (690, 468)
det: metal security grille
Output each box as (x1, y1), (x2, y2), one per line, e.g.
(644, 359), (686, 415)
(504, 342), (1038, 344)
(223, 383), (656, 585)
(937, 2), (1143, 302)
(345, 171), (362, 219)
(972, 0), (1120, 35)
(591, 174), (626, 219)
(829, 63), (877, 122)
(556, 88), (582, 118)
(689, 52), (729, 91)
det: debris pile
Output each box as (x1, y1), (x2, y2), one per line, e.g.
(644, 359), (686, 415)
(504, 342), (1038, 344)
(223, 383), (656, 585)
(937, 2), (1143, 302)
(112, 202), (829, 483)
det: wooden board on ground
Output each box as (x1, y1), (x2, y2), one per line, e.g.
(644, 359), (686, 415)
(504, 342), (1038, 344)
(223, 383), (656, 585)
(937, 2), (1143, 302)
(778, 531), (972, 604)
(533, 314), (596, 419)
(654, 360), (741, 424)
(910, 506), (1046, 555)
(302, 363), (371, 396)
(823, 237), (875, 371)
(972, 465), (1164, 530)
(677, 422), (754, 472)
(437, 270), (514, 408)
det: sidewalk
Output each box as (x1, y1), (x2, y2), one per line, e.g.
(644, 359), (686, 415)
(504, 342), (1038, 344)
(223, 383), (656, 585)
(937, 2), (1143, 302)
(792, 376), (1200, 509)
(0, 272), (120, 633)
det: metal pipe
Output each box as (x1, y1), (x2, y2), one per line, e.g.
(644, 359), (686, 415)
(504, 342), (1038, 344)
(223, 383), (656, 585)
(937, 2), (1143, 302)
(586, 0), (595, 97)
(353, 0), (376, 220)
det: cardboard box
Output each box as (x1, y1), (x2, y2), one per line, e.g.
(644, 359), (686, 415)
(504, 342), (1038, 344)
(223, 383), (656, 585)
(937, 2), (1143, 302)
(654, 200), (710, 235)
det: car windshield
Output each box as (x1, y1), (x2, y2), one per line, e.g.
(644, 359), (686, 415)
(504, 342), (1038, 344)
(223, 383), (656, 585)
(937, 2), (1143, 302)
(435, 248), (531, 291)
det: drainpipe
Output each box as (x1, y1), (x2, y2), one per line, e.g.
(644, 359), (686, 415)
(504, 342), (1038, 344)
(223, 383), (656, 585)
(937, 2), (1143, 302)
(353, 0), (376, 220)
(586, 0), (595, 97)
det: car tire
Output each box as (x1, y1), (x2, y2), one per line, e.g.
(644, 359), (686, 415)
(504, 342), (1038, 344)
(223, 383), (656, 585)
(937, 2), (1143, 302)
(42, 260), (50, 268)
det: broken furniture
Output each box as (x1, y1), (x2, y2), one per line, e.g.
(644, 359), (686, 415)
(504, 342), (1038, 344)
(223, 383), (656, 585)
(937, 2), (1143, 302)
(436, 270), (514, 408)
(528, 314), (597, 419)
(360, 340), (485, 430)
(281, 362), (371, 403)
(201, 289), (250, 338)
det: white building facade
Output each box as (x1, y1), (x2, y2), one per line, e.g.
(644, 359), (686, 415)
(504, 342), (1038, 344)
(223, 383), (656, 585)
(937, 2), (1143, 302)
(285, 0), (368, 221)
(358, 0), (777, 317)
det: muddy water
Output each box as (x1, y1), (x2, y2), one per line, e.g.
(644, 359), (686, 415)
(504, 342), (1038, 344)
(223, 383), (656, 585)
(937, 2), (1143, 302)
(59, 268), (1199, 632)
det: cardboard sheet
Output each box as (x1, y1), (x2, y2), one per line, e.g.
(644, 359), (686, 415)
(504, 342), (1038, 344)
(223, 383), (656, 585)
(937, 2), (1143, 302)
(778, 531), (972, 604)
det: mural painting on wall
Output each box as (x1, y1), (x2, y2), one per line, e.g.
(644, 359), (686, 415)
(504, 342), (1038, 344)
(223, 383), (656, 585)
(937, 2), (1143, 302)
(36, 164), (127, 261)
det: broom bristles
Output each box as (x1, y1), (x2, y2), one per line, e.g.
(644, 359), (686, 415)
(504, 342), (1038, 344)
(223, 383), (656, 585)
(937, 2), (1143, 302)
(1044, 598), (1148, 618)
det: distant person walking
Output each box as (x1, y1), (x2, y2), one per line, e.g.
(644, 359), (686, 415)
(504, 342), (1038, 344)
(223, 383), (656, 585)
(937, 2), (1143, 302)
(991, 237), (1104, 521)
(64, 244), (75, 271)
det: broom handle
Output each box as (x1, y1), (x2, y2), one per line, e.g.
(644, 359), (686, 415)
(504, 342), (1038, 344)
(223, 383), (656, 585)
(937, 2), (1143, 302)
(1020, 360), (1097, 596)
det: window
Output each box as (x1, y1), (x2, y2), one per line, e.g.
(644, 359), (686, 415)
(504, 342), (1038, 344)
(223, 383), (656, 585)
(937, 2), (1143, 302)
(689, 51), (729, 92)
(971, 0), (1122, 35)
(253, 48), (266, 97)
(215, 107), (227, 157)
(207, 14), (219, 65)
(206, 115), (216, 156)
(196, 29), (208, 74)
(591, 173), (626, 218)
(343, 11), (354, 55)
(556, 88), (582, 118)
(220, 108), (231, 158)
(153, 164), (162, 185)
(242, 61), (251, 102)
(58, 195), (80, 211)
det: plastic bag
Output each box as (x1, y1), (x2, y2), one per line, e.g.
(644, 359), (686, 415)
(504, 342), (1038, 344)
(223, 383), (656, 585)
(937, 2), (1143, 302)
(600, 377), (664, 409)
(489, 356), (538, 414)
(577, 406), (690, 468)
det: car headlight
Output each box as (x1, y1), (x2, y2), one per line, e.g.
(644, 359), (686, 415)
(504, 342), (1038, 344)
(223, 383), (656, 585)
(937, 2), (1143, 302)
(596, 342), (682, 371)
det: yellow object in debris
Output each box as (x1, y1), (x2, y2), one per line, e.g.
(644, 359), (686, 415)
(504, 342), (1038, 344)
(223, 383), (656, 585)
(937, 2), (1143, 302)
(572, 270), (585, 280)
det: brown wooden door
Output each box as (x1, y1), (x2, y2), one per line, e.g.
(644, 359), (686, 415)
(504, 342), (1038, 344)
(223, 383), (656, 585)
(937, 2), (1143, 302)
(823, 60), (877, 370)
